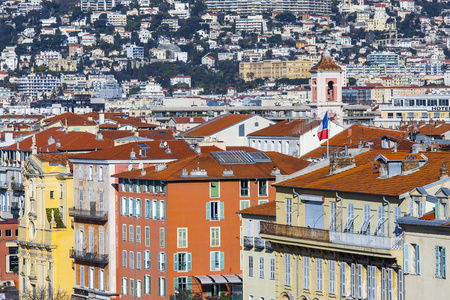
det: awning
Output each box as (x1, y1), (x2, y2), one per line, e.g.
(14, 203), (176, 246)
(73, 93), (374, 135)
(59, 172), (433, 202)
(193, 276), (214, 284)
(236, 274), (243, 280)
(222, 274), (242, 283)
(208, 275), (227, 284)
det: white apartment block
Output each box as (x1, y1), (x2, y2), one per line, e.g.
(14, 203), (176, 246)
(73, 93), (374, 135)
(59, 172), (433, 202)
(106, 12), (127, 26)
(235, 15), (267, 33)
(170, 75), (191, 87)
(17, 74), (61, 98)
(81, 0), (116, 10)
(35, 51), (63, 66)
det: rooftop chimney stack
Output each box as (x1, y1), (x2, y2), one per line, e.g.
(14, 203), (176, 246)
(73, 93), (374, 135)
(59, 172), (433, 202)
(440, 163), (449, 179)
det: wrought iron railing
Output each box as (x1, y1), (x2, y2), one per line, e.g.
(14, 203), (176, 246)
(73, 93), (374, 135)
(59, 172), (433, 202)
(260, 221), (330, 242)
(69, 208), (108, 221)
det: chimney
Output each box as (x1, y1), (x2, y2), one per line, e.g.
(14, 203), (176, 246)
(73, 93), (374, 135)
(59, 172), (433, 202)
(48, 136), (55, 145)
(330, 155), (355, 175)
(155, 163), (168, 172)
(402, 156), (419, 172)
(99, 113), (105, 124)
(441, 163), (449, 179)
(347, 128), (352, 137)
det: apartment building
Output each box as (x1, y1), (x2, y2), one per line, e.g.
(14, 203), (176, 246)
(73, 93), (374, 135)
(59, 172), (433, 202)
(17, 74), (61, 98)
(69, 141), (197, 300)
(367, 51), (399, 66)
(262, 149), (450, 300)
(235, 15), (267, 33)
(239, 59), (312, 81)
(112, 149), (307, 299)
(0, 218), (19, 282)
(48, 59), (77, 72)
(80, 0), (116, 11)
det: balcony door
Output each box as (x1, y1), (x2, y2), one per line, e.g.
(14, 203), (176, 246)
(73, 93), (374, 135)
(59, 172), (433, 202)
(305, 201), (324, 230)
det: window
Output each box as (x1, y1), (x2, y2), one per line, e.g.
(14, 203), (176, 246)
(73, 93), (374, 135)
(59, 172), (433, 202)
(50, 191), (54, 199)
(329, 260), (335, 295)
(285, 254), (291, 286)
(121, 197), (127, 216)
(88, 166), (93, 181)
(136, 226), (141, 243)
(270, 258), (275, 281)
(351, 263), (355, 298)
(122, 224), (127, 241)
(80, 266), (85, 287)
(358, 264), (363, 299)
(240, 200), (250, 211)
(210, 181), (219, 197)
(144, 275), (151, 294)
(136, 199), (141, 218)
(160, 228), (164, 248)
(240, 180), (249, 197)
(99, 191), (103, 212)
(361, 205), (371, 234)
(249, 255), (254, 277)
(98, 166), (103, 182)
(152, 200), (158, 219)
(79, 165), (83, 181)
(123, 251), (127, 268)
(330, 202), (337, 231)
(412, 244), (420, 275)
(286, 198), (292, 226)
(145, 199), (151, 218)
(174, 252), (192, 272)
(145, 226), (150, 247)
(210, 227), (220, 247)
(99, 231), (104, 255)
(129, 225), (134, 243)
(317, 258), (322, 292)
(344, 203), (355, 233)
(137, 252), (141, 270)
(158, 252), (166, 271)
(210, 251), (224, 270)
(258, 179), (267, 196)
(99, 269), (105, 292)
(207, 201), (223, 220)
(130, 251), (134, 269)
(436, 246), (446, 278)
(368, 266), (376, 300)
(5, 230), (11, 237)
(89, 267), (94, 289)
(122, 278), (128, 295)
(177, 228), (188, 248)
(158, 277), (166, 296)
(398, 270), (403, 300)
(375, 206), (386, 236)
(382, 268), (386, 300)
(144, 250), (151, 269)
(130, 279), (135, 297)
(160, 201), (165, 220)
(258, 200), (268, 205)
(259, 257), (265, 279)
(303, 256), (309, 290)
(341, 262), (346, 297)
(137, 280), (142, 298)
(129, 198), (135, 217)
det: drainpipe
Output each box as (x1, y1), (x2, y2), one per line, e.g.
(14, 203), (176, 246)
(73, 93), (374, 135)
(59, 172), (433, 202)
(336, 192), (343, 232)
(254, 179), (257, 207)
(383, 196), (390, 238)
(293, 188), (300, 226)
(296, 249), (299, 300)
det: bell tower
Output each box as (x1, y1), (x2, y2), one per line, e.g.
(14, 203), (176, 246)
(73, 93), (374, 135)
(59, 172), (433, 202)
(310, 50), (343, 126)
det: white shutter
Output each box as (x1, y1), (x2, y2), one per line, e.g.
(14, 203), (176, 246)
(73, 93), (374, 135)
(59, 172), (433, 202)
(303, 256), (309, 290)
(99, 231), (104, 255)
(247, 220), (253, 237)
(329, 260), (335, 294)
(89, 230), (94, 253)
(285, 254), (291, 286)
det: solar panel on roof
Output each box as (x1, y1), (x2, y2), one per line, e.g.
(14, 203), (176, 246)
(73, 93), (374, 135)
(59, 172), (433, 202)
(248, 152), (272, 162)
(138, 143), (150, 149)
(211, 151), (256, 164)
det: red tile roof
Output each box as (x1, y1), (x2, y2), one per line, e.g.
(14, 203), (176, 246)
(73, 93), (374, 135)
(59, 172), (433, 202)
(248, 119), (321, 137)
(36, 153), (75, 172)
(41, 112), (96, 127)
(113, 151), (310, 181)
(182, 114), (253, 137)
(238, 201), (276, 216)
(71, 140), (197, 160)
(82, 112), (157, 128)
(172, 117), (206, 124)
(276, 150), (450, 197)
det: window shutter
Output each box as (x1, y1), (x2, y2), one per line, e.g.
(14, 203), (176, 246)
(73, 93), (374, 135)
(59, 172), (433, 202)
(436, 246), (440, 277)
(158, 253), (161, 271)
(399, 270), (403, 300)
(341, 262), (346, 297)
(435, 202), (440, 219)
(174, 253), (178, 271)
(187, 277), (192, 291)
(210, 252), (214, 270)
(442, 247), (446, 279)
(188, 253), (192, 271)
(410, 200), (414, 216)
(416, 245), (420, 275)
(220, 202), (224, 220)
(382, 268), (386, 300)
(158, 278), (162, 296)
(220, 252), (224, 270)
(351, 263), (355, 298)
(174, 278), (179, 291)
(368, 265), (371, 300)
(358, 264), (362, 299)
(329, 260), (335, 294)
(371, 266), (376, 299)
(206, 202), (210, 220)
(404, 243), (410, 274)
(330, 202), (337, 231)
(419, 202), (423, 217)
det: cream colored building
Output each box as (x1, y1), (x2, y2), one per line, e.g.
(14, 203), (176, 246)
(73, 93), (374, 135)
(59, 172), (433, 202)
(239, 59), (312, 81)
(48, 59), (77, 72)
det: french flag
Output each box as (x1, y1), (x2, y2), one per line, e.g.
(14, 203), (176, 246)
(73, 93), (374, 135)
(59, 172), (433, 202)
(317, 111), (329, 141)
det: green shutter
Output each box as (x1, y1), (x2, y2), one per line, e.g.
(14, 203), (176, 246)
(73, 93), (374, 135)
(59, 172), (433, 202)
(404, 243), (410, 274)
(435, 203), (440, 219)
(210, 252), (214, 270)
(187, 253), (192, 271)
(210, 181), (219, 197)
(220, 202), (224, 220)
(187, 277), (192, 291)
(206, 202), (210, 220)
(174, 253), (178, 271)
(220, 252), (224, 270)
(174, 278), (179, 292)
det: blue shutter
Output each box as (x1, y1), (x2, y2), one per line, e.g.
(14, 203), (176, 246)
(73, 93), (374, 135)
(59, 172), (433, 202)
(174, 253), (178, 271)
(410, 201), (414, 216)
(404, 244), (410, 274)
(435, 203), (440, 219)
(220, 202), (224, 220)
(443, 247), (446, 279)
(174, 278), (178, 291)
(436, 246), (440, 277)
(210, 252), (214, 270)
(126, 198), (129, 215)
(220, 252), (224, 270)
(187, 277), (192, 291)
(158, 253), (161, 271)
(187, 253), (192, 271)
(206, 202), (210, 220)
(416, 245), (420, 275)
(419, 202), (423, 217)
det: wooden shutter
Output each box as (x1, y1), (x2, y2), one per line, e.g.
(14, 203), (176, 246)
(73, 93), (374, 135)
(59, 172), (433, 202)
(206, 202), (210, 220)
(188, 253), (192, 271)
(416, 245), (420, 275)
(220, 252), (224, 270)
(174, 253), (178, 271)
(404, 243), (410, 274)
(220, 201), (224, 220)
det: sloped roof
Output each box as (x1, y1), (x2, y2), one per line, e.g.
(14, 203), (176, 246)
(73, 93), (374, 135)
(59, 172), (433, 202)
(113, 151), (310, 181)
(276, 150), (450, 197)
(182, 114), (253, 137)
(310, 51), (341, 71)
(172, 117), (206, 124)
(238, 201), (276, 216)
(248, 119), (321, 137)
(36, 153), (74, 172)
(41, 112), (97, 127)
(71, 140), (197, 160)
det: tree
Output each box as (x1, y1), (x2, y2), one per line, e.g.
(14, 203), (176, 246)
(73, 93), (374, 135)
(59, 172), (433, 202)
(23, 286), (70, 300)
(274, 12), (296, 23)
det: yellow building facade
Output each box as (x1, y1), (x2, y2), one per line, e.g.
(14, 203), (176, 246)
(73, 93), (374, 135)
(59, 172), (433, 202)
(239, 59), (312, 81)
(17, 148), (74, 298)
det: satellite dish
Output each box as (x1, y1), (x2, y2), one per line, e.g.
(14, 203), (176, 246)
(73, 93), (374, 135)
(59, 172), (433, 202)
(128, 164), (132, 171)
(164, 141), (167, 147)
(139, 162), (143, 169)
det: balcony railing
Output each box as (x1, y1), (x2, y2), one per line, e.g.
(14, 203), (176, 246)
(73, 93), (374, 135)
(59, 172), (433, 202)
(69, 208), (108, 222)
(254, 237), (264, 249)
(0, 182), (8, 190)
(70, 249), (108, 266)
(330, 231), (403, 250)
(260, 221), (330, 243)
(11, 182), (24, 191)
(243, 236), (253, 248)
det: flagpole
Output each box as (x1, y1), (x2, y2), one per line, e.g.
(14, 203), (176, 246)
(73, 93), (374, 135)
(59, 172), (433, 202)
(327, 115), (330, 157)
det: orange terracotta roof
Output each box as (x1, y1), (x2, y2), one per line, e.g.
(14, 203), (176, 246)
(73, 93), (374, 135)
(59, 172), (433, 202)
(238, 201), (276, 216)
(71, 140), (197, 160)
(42, 112), (96, 127)
(182, 114), (253, 137)
(276, 150), (450, 197)
(138, 129), (175, 140)
(419, 211), (435, 220)
(310, 51), (341, 71)
(172, 117), (206, 124)
(226, 146), (261, 152)
(248, 119), (321, 137)
(201, 145), (224, 153)
(36, 153), (74, 172)
(417, 123), (450, 136)
(113, 151), (310, 181)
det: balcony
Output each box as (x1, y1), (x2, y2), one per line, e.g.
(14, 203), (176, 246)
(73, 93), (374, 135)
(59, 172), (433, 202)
(11, 182), (24, 191)
(254, 237), (264, 249)
(70, 249), (108, 267)
(243, 236), (253, 248)
(69, 208), (108, 222)
(260, 221), (330, 243)
(330, 231), (403, 250)
(0, 182), (8, 190)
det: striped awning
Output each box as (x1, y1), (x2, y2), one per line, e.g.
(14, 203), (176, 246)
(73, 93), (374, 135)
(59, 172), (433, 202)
(208, 275), (227, 284)
(193, 276), (214, 284)
(222, 274), (242, 283)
